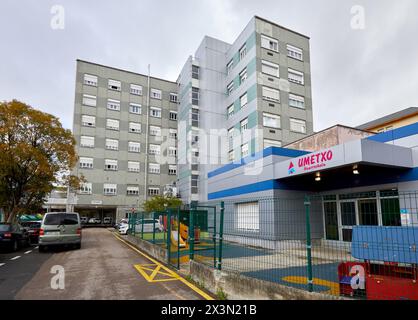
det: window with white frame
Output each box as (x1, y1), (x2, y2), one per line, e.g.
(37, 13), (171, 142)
(228, 150), (234, 162)
(241, 143), (249, 157)
(192, 87), (199, 105)
(148, 187), (160, 196)
(129, 103), (142, 114)
(105, 139), (118, 151)
(129, 122), (141, 133)
(103, 183), (117, 196)
(170, 93), (178, 103)
(150, 107), (161, 118)
(261, 60), (280, 77)
(79, 157), (93, 169)
(169, 129), (177, 140)
(261, 35), (279, 52)
(262, 86), (280, 102)
(104, 159), (118, 171)
(240, 93), (248, 108)
(149, 144), (161, 155)
(228, 128), (234, 150)
(240, 118), (248, 132)
(239, 68), (247, 84)
(106, 119), (119, 131)
(287, 44), (303, 61)
(128, 161), (140, 173)
(150, 125), (161, 136)
(130, 84), (142, 95)
(84, 74), (98, 87)
(149, 163), (160, 174)
(150, 88), (162, 100)
(264, 139), (282, 148)
(227, 82), (234, 96)
(239, 44), (247, 60)
(236, 202), (259, 231)
(107, 99), (120, 111)
(290, 118), (307, 134)
(126, 186), (139, 196)
(128, 141), (141, 153)
(168, 165), (177, 175)
(79, 182), (92, 195)
(192, 65), (200, 79)
(263, 113), (281, 128)
(81, 115), (95, 127)
(227, 105), (234, 118)
(289, 94), (305, 109)
(80, 136), (94, 148)
(82, 94), (96, 107)
(288, 68), (304, 85)
(169, 111), (177, 121)
(168, 147), (177, 157)
(108, 79), (121, 91)
(227, 59), (234, 75)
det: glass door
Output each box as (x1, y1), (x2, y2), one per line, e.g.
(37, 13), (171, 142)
(358, 199), (378, 226)
(340, 201), (357, 242)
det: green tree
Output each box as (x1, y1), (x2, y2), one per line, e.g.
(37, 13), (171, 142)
(142, 195), (182, 213)
(0, 100), (82, 222)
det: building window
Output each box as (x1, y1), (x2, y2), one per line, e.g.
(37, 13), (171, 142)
(227, 82), (234, 96)
(106, 119), (119, 131)
(107, 99), (120, 111)
(227, 105), (234, 119)
(80, 136), (94, 148)
(150, 107), (161, 118)
(128, 141), (141, 153)
(149, 163), (160, 174)
(264, 139), (282, 149)
(227, 59), (234, 75)
(168, 147), (177, 157)
(129, 122), (142, 134)
(191, 108), (199, 127)
(236, 202), (259, 231)
(241, 143), (249, 157)
(239, 44), (247, 60)
(103, 183), (117, 196)
(169, 129), (177, 140)
(108, 79), (121, 91)
(126, 186), (139, 196)
(240, 93), (248, 109)
(239, 68), (247, 84)
(129, 103), (142, 114)
(192, 65), (199, 79)
(289, 94), (305, 109)
(263, 113), (281, 128)
(79, 157), (93, 169)
(290, 118), (307, 134)
(84, 74), (98, 87)
(82, 94), (96, 107)
(105, 139), (119, 151)
(168, 165), (177, 175)
(228, 150), (234, 162)
(80, 182), (92, 195)
(130, 84), (142, 95)
(191, 175), (198, 190)
(240, 118), (248, 132)
(81, 115), (95, 127)
(148, 187), (160, 196)
(169, 111), (178, 121)
(261, 60), (280, 77)
(262, 86), (280, 102)
(128, 161), (140, 173)
(288, 68), (304, 85)
(170, 93), (178, 103)
(192, 87), (199, 105)
(149, 144), (161, 155)
(287, 44), (303, 61)
(149, 125), (161, 136)
(261, 35), (279, 52)
(151, 88), (162, 100)
(104, 159), (118, 171)
(228, 128), (234, 150)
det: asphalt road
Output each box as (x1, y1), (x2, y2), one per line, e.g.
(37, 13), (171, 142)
(0, 228), (208, 300)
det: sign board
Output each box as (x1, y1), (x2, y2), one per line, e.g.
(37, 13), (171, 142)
(91, 200), (103, 205)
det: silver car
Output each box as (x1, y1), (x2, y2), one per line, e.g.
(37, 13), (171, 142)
(38, 212), (82, 252)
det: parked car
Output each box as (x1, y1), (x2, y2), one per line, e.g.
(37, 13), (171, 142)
(103, 217), (112, 225)
(88, 217), (101, 224)
(0, 222), (30, 252)
(20, 221), (42, 244)
(38, 212), (82, 252)
(115, 218), (128, 230)
(80, 216), (88, 224)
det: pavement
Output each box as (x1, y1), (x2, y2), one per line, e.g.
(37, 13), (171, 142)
(0, 228), (211, 300)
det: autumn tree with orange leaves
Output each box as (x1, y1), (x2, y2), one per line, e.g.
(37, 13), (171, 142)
(0, 100), (82, 222)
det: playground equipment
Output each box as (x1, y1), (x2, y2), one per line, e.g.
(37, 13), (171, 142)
(338, 226), (418, 300)
(171, 230), (186, 248)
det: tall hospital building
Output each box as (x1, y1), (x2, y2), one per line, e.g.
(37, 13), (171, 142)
(71, 16), (313, 219)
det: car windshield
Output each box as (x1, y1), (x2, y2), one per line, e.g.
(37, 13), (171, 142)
(44, 213), (78, 225)
(0, 224), (11, 231)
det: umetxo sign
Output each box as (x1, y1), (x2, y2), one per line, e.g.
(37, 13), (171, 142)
(297, 150), (333, 172)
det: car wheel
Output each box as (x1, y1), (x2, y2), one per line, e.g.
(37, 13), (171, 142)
(12, 240), (18, 252)
(39, 245), (46, 253)
(75, 243), (81, 250)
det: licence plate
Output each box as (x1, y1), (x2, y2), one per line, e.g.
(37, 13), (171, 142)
(47, 231), (60, 235)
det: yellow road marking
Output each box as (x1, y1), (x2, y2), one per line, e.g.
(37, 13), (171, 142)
(113, 233), (214, 300)
(134, 264), (180, 282)
(282, 276), (340, 296)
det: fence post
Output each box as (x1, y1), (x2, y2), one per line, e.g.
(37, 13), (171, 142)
(213, 206), (217, 269)
(152, 212), (156, 244)
(141, 212), (144, 239)
(189, 204), (195, 261)
(167, 208), (172, 264)
(132, 212), (136, 237)
(218, 201), (225, 271)
(304, 195), (314, 292)
(177, 207), (180, 269)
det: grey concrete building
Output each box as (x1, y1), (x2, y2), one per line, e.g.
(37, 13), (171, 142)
(177, 16), (314, 203)
(72, 60), (178, 221)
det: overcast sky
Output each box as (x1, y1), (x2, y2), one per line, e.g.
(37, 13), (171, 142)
(1, 0), (417, 131)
